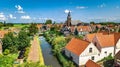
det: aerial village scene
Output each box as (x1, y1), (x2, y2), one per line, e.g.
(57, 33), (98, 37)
(0, 0), (120, 67)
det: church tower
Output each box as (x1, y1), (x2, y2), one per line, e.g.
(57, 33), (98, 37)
(66, 11), (72, 26)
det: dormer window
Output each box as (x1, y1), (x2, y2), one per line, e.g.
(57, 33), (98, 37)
(89, 48), (92, 53)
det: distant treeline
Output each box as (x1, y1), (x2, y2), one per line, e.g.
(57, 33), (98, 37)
(90, 21), (120, 25)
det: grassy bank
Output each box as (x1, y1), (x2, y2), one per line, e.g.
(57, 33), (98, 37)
(36, 36), (44, 65)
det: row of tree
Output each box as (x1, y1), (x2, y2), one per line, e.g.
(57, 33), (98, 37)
(2, 31), (30, 55)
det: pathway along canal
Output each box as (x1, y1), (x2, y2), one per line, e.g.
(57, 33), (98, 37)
(39, 36), (61, 67)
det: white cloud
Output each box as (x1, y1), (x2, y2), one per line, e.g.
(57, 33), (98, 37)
(0, 12), (6, 20)
(15, 5), (25, 14)
(64, 9), (71, 14)
(15, 5), (23, 11)
(9, 14), (16, 19)
(39, 17), (54, 20)
(76, 6), (88, 9)
(21, 15), (31, 20)
(98, 3), (106, 8)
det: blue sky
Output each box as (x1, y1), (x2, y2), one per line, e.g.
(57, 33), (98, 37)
(0, 0), (120, 23)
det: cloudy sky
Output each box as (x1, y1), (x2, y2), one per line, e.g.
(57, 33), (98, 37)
(0, 0), (120, 23)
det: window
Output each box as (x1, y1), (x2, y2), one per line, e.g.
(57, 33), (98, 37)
(105, 51), (107, 54)
(98, 54), (100, 56)
(91, 56), (94, 60)
(89, 48), (92, 53)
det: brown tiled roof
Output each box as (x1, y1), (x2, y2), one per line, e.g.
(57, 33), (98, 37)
(85, 60), (101, 67)
(77, 26), (92, 32)
(65, 38), (89, 56)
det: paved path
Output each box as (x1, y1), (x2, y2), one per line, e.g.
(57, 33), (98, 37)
(27, 36), (43, 63)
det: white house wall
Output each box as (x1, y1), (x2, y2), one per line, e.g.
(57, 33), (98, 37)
(79, 43), (100, 66)
(116, 39), (120, 53)
(79, 55), (98, 66)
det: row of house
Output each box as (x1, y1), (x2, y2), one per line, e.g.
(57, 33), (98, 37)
(64, 32), (120, 66)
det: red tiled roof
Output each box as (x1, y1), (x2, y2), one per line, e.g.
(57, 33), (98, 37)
(96, 33), (120, 47)
(85, 32), (120, 48)
(85, 33), (103, 42)
(65, 38), (89, 56)
(77, 26), (92, 32)
(85, 60), (101, 67)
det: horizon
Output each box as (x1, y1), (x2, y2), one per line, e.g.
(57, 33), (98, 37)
(0, 0), (120, 23)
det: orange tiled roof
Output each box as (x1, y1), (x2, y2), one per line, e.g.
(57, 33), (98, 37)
(96, 33), (120, 47)
(77, 26), (92, 32)
(0, 30), (8, 38)
(85, 60), (101, 67)
(37, 24), (43, 28)
(85, 33), (103, 42)
(65, 38), (89, 56)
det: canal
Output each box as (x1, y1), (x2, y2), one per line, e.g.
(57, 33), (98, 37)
(39, 36), (61, 67)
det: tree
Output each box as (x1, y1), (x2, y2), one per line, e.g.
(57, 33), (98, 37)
(28, 23), (38, 36)
(2, 32), (18, 53)
(45, 19), (52, 24)
(74, 28), (78, 35)
(90, 21), (95, 24)
(18, 31), (30, 50)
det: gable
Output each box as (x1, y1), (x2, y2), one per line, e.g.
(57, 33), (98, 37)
(80, 42), (99, 56)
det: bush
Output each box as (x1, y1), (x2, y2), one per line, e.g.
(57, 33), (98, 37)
(3, 49), (10, 55)
(57, 53), (75, 67)
(24, 47), (30, 58)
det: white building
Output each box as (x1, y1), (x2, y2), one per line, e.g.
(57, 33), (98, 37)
(65, 33), (120, 66)
(65, 38), (99, 66)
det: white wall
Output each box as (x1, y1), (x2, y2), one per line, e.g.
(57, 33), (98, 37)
(79, 43), (100, 66)
(79, 55), (98, 66)
(115, 39), (120, 53)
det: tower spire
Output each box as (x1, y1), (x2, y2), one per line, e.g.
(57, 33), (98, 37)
(66, 11), (71, 26)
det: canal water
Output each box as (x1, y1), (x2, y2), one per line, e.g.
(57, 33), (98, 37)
(39, 36), (61, 67)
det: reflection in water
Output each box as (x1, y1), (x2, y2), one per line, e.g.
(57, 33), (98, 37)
(39, 36), (61, 67)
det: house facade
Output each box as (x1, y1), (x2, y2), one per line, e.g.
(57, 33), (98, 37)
(65, 38), (99, 66)
(65, 33), (120, 66)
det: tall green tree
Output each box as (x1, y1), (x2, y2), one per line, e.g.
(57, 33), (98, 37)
(18, 31), (30, 50)
(28, 23), (38, 36)
(45, 19), (52, 24)
(2, 32), (18, 53)
(90, 21), (95, 24)
(74, 28), (78, 35)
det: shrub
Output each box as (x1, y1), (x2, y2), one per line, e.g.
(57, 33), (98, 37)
(3, 49), (10, 55)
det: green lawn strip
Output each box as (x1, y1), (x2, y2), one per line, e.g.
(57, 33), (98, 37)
(36, 36), (45, 65)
